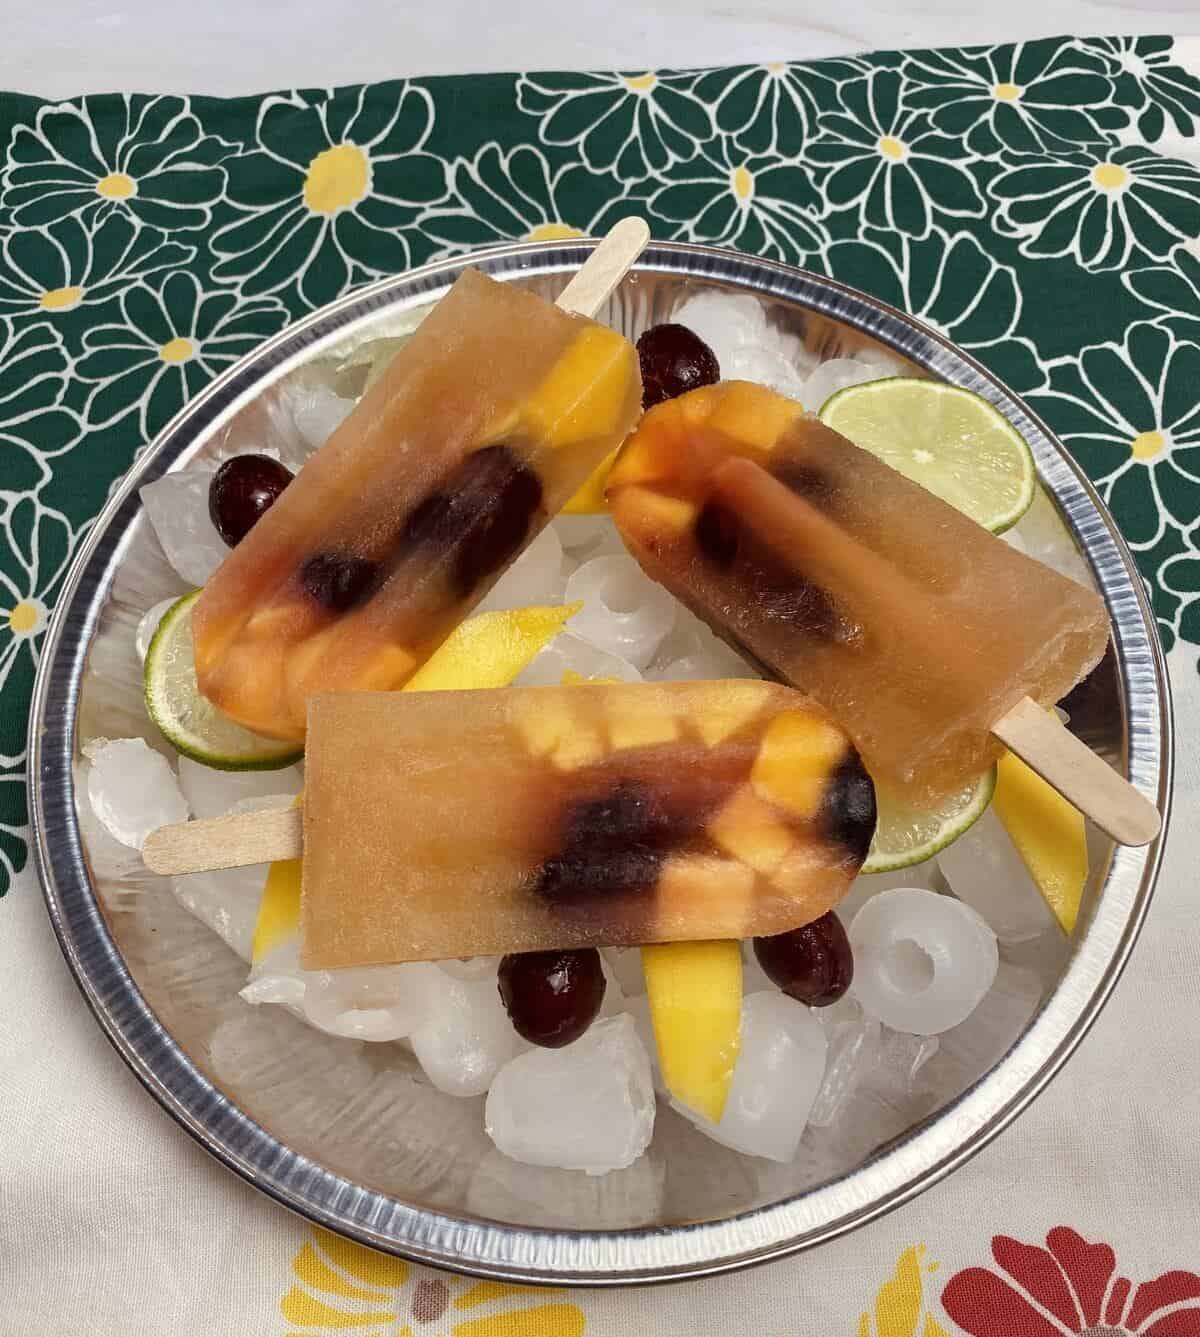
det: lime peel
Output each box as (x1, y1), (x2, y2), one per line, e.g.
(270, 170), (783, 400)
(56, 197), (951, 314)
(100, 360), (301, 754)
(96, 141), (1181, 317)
(144, 591), (303, 772)
(819, 377), (1036, 534)
(862, 765), (997, 874)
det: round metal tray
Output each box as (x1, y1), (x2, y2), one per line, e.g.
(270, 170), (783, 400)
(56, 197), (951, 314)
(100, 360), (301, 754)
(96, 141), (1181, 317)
(29, 238), (1172, 1284)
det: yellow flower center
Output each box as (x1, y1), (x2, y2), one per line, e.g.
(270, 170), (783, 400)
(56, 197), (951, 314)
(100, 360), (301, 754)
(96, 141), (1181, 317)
(159, 336), (195, 364)
(96, 172), (136, 199)
(39, 285), (83, 311)
(1092, 161), (1129, 191)
(9, 601), (39, 634)
(732, 166), (754, 201)
(1130, 430), (1167, 460)
(303, 143), (370, 216)
(766, 62), (786, 74)
(878, 136), (907, 161)
(993, 82), (1021, 101)
(623, 73), (657, 92)
(526, 222), (587, 242)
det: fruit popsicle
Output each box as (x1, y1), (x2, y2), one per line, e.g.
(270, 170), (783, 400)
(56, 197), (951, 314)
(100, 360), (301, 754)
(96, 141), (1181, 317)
(606, 381), (1110, 804)
(193, 268), (642, 741)
(300, 682), (876, 969)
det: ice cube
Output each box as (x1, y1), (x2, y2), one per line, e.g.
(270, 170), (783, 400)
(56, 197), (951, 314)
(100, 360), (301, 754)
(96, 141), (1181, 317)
(809, 995), (881, 1128)
(135, 597), (178, 663)
(624, 993), (665, 1093)
(648, 612), (756, 682)
(485, 1015), (655, 1173)
(515, 632), (641, 687)
(242, 939), (429, 1042)
(287, 380), (355, 455)
(849, 887), (999, 1035)
(800, 357), (883, 413)
(671, 291), (768, 367)
(467, 1148), (666, 1228)
(834, 858), (940, 927)
(140, 468), (227, 587)
(674, 992), (827, 1163)
(565, 555), (676, 668)
(410, 967), (524, 1097)
(938, 808), (1058, 944)
(602, 947), (646, 997)
(176, 755), (303, 822)
(475, 524), (569, 613)
(1001, 487), (1094, 586)
(172, 865), (263, 961)
(74, 761), (156, 893)
(740, 940), (777, 995)
(551, 512), (627, 561)
(84, 737), (189, 849)
(438, 957), (499, 982)
(726, 344), (808, 400)
(874, 1026), (940, 1096)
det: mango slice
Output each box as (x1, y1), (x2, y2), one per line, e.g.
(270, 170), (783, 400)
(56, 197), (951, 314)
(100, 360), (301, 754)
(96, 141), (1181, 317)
(994, 750), (1087, 934)
(642, 940), (743, 1123)
(250, 603), (580, 956)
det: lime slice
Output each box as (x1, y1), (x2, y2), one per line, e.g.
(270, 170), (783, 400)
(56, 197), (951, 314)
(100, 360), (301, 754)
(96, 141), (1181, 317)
(862, 766), (996, 874)
(819, 378), (1035, 533)
(144, 591), (302, 771)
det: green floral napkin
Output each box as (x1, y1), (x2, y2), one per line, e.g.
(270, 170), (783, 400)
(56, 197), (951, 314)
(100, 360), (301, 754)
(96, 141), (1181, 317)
(2, 32), (1200, 1337)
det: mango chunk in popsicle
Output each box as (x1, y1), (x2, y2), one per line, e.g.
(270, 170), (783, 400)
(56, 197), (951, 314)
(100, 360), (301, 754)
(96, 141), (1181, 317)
(299, 681), (876, 969)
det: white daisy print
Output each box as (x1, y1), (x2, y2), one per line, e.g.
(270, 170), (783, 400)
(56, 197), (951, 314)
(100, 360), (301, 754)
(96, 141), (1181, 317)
(989, 144), (1200, 271)
(649, 137), (829, 263)
(1, 94), (231, 231)
(807, 69), (987, 238)
(0, 320), (84, 505)
(76, 271), (290, 441)
(420, 143), (630, 252)
(0, 214), (194, 320)
(517, 69), (714, 180)
(210, 84), (447, 309)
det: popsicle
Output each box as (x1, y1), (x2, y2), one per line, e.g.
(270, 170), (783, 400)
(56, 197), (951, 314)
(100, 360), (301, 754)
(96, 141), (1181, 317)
(606, 381), (1122, 818)
(144, 681), (877, 967)
(192, 223), (647, 742)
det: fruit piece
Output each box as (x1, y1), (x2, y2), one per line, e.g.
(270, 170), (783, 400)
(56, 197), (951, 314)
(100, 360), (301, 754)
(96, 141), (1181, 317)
(818, 377), (1035, 533)
(299, 552), (379, 611)
(144, 591), (303, 771)
(753, 912), (853, 1006)
(637, 322), (721, 409)
(498, 948), (607, 1047)
(208, 454), (294, 547)
(642, 939), (742, 1123)
(404, 602), (581, 692)
(252, 850), (303, 964)
(993, 750), (1087, 933)
(862, 766), (996, 874)
(564, 446), (620, 514)
(248, 604), (581, 952)
(750, 710), (849, 819)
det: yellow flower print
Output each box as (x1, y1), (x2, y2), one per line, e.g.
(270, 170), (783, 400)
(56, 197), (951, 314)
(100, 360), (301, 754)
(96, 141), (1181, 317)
(279, 1226), (586, 1336)
(859, 1245), (951, 1337)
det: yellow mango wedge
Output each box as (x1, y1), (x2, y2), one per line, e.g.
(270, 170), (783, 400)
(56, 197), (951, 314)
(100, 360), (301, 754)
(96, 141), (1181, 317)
(994, 750), (1087, 934)
(642, 940), (743, 1123)
(250, 603), (581, 961)
(563, 445), (620, 514)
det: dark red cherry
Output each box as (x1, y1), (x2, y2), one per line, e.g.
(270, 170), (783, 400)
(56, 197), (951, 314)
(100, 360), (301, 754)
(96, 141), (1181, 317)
(299, 552), (378, 611)
(208, 454), (293, 546)
(753, 911), (854, 1006)
(498, 948), (607, 1047)
(636, 323), (721, 409)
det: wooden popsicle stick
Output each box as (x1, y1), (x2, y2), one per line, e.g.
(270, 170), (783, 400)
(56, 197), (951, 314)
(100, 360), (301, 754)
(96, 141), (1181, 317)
(143, 803), (302, 875)
(992, 695), (1160, 846)
(555, 216), (650, 318)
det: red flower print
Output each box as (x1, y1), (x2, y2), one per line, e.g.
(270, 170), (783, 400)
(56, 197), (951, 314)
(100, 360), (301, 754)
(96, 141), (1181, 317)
(942, 1226), (1200, 1336)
